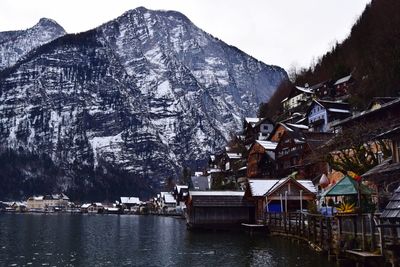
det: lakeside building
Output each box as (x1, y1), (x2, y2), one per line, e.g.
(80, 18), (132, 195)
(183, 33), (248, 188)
(160, 192), (176, 213)
(80, 203), (105, 213)
(185, 191), (254, 230)
(120, 197), (141, 212)
(245, 177), (317, 222)
(26, 193), (69, 211)
(173, 185), (189, 213)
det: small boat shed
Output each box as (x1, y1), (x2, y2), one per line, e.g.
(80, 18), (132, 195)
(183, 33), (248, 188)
(186, 191), (255, 230)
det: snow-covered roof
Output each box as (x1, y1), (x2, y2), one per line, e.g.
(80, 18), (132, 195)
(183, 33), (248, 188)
(194, 171), (203, 176)
(295, 86), (314, 94)
(248, 179), (283, 197)
(209, 168), (222, 173)
(248, 178), (317, 197)
(245, 117), (263, 127)
(32, 196), (44, 201)
(163, 193), (176, 204)
(294, 138), (306, 144)
(256, 140), (278, 150)
(281, 123), (294, 132)
(286, 123), (309, 130)
(245, 117), (261, 123)
(81, 203), (92, 209)
(328, 108), (351, 113)
(227, 153), (242, 159)
(334, 74), (352, 85)
(189, 191), (244, 196)
(297, 180), (318, 194)
(176, 185), (188, 191)
(120, 197), (140, 205)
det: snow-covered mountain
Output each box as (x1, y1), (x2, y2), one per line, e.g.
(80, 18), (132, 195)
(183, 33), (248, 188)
(0, 18), (66, 70)
(0, 7), (287, 199)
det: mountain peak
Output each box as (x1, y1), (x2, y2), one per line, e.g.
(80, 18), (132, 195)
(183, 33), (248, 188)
(120, 6), (191, 23)
(35, 18), (66, 33)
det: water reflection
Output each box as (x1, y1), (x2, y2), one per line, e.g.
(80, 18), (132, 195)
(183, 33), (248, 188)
(0, 214), (332, 266)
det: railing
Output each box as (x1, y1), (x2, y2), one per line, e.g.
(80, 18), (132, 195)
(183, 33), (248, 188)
(265, 212), (387, 254)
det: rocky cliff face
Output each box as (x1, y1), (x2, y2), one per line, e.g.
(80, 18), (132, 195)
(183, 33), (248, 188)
(0, 18), (66, 70)
(0, 7), (287, 199)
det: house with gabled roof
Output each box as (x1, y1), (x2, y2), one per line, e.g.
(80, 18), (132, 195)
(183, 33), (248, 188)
(333, 74), (353, 97)
(274, 124), (333, 178)
(245, 177), (317, 220)
(282, 85), (314, 112)
(306, 99), (351, 132)
(243, 117), (275, 144)
(247, 140), (278, 178)
(311, 80), (333, 99)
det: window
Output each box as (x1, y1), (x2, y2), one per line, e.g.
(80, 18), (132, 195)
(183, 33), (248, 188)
(396, 140), (400, 163)
(377, 151), (383, 164)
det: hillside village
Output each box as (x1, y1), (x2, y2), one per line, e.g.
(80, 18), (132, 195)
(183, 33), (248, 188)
(144, 74), (400, 221)
(159, 73), (400, 265)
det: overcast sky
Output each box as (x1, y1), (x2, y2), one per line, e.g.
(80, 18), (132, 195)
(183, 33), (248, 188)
(1, 0), (371, 71)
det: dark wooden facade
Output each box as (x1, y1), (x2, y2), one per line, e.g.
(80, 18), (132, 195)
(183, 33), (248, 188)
(247, 142), (276, 178)
(275, 129), (308, 177)
(186, 191), (255, 229)
(275, 130), (332, 178)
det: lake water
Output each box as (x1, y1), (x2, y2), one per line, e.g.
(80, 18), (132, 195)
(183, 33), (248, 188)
(0, 213), (333, 266)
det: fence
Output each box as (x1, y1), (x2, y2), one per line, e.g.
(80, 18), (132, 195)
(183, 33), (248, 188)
(265, 212), (388, 255)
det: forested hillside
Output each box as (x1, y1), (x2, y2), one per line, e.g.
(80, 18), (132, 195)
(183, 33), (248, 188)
(261, 0), (400, 117)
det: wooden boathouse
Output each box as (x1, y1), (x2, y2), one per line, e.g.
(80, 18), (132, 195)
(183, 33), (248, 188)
(185, 191), (255, 230)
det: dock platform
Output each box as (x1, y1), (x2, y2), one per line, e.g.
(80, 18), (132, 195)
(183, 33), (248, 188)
(345, 250), (384, 266)
(241, 223), (268, 234)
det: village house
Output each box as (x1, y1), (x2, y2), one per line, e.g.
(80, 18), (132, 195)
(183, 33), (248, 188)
(362, 125), (400, 209)
(332, 74), (353, 98)
(247, 140), (277, 178)
(332, 97), (400, 132)
(282, 85), (314, 112)
(327, 97), (400, 210)
(2, 202), (27, 212)
(190, 175), (211, 191)
(243, 117), (274, 145)
(160, 192), (176, 213)
(26, 193), (69, 211)
(306, 100), (351, 132)
(274, 124), (309, 177)
(311, 80), (332, 99)
(245, 177), (317, 221)
(80, 203), (104, 213)
(185, 191), (254, 229)
(274, 125), (333, 178)
(120, 197), (141, 212)
(173, 185), (189, 212)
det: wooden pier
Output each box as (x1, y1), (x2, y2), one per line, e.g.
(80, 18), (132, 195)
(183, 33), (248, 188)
(263, 212), (398, 267)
